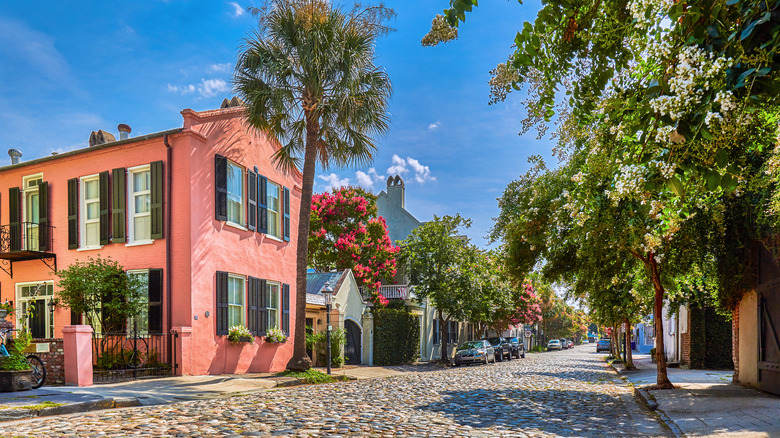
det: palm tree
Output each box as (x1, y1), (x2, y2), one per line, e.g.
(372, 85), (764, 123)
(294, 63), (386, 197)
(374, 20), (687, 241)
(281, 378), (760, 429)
(234, 0), (393, 370)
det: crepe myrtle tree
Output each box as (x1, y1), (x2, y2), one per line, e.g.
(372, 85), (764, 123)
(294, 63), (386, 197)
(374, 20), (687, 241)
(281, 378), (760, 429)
(308, 186), (398, 307)
(235, 0), (394, 370)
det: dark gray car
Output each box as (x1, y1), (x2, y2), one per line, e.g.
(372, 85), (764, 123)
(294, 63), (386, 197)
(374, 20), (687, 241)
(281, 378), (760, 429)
(483, 337), (513, 362)
(506, 337), (526, 359)
(453, 340), (495, 365)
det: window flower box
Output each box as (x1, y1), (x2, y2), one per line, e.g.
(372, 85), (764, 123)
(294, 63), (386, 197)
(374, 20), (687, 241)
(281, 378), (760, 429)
(227, 325), (254, 344)
(265, 327), (287, 344)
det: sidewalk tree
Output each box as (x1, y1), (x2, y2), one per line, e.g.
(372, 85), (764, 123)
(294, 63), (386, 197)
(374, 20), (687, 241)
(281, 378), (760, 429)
(398, 214), (473, 360)
(235, 0), (394, 371)
(56, 256), (145, 333)
(308, 186), (399, 307)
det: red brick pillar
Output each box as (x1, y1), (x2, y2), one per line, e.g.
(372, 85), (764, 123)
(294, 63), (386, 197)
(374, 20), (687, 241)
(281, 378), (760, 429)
(62, 325), (93, 387)
(733, 306), (740, 383)
(172, 326), (192, 376)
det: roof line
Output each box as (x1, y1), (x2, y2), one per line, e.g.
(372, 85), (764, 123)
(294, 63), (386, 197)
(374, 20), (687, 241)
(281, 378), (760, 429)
(0, 128), (183, 172)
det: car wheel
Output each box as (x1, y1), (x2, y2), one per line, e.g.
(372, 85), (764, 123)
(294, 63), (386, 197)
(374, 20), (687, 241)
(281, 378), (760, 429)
(491, 352), (496, 363)
(521, 350), (526, 359)
(496, 352), (502, 362)
(507, 352), (512, 361)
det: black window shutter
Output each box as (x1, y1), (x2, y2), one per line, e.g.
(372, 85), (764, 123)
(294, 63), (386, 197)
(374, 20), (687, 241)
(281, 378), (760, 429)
(148, 269), (163, 333)
(111, 168), (126, 243)
(8, 187), (20, 251)
(99, 171), (110, 245)
(247, 277), (259, 335)
(247, 171), (257, 231)
(150, 160), (164, 239)
(216, 271), (229, 336)
(282, 283), (290, 336)
(257, 176), (267, 234)
(215, 155), (227, 221)
(258, 279), (268, 336)
(67, 178), (78, 249)
(433, 319), (438, 345)
(38, 182), (49, 251)
(283, 187), (290, 242)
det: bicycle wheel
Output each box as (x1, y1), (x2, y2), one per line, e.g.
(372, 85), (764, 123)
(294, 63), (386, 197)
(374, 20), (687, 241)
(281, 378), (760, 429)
(26, 355), (46, 389)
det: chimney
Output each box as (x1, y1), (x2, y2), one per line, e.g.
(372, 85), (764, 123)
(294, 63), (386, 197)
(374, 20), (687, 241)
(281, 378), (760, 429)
(118, 124), (131, 140)
(386, 175), (405, 209)
(8, 149), (22, 165)
(89, 130), (116, 147)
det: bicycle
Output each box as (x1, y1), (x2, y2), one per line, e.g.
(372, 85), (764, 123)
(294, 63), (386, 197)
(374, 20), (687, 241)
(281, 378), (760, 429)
(0, 328), (47, 389)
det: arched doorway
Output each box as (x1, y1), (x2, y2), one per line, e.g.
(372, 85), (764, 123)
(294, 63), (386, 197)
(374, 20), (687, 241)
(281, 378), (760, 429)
(344, 319), (361, 365)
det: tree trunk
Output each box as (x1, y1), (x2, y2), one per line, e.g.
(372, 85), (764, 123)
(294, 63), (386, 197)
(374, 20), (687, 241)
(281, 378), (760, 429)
(625, 317), (635, 370)
(285, 111), (320, 371)
(649, 254), (674, 389)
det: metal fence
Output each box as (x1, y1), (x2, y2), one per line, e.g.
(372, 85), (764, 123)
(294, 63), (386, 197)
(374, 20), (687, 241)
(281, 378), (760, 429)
(92, 331), (172, 383)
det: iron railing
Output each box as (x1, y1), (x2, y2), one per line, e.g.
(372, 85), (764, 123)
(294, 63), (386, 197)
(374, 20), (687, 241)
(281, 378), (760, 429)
(92, 331), (171, 383)
(360, 284), (415, 301)
(0, 222), (54, 254)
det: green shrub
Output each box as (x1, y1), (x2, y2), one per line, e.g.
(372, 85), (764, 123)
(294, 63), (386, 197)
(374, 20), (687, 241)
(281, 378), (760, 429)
(373, 307), (420, 365)
(529, 345), (545, 353)
(0, 332), (32, 371)
(277, 368), (335, 384)
(310, 328), (347, 368)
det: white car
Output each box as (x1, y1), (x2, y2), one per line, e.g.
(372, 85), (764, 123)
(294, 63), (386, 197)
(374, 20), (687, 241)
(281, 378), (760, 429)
(547, 339), (563, 351)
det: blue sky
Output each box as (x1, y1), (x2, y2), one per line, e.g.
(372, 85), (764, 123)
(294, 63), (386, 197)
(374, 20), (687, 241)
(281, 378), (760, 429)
(0, 1), (553, 248)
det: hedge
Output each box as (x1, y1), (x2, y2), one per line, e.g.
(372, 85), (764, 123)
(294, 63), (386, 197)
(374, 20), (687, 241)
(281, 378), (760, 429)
(373, 308), (420, 365)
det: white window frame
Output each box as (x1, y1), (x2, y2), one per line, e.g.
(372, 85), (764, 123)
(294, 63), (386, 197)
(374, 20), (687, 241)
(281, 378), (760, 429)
(226, 161), (245, 228)
(227, 274), (246, 327)
(15, 281), (54, 339)
(79, 174), (101, 250)
(127, 270), (149, 334)
(127, 165), (153, 245)
(267, 181), (281, 238)
(22, 173), (43, 251)
(267, 281), (280, 330)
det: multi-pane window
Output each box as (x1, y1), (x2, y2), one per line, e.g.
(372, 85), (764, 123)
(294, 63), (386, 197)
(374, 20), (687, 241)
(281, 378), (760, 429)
(227, 162), (243, 225)
(22, 175), (42, 251)
(267, 282), (280, 329)
(127, 271), (149, 333)
(129, 167), (151, 242)
(81, 175), (100, 248)
(227, 275), (245, 327)
(16, 282), (54, 339)
(267, 182), (280, 238)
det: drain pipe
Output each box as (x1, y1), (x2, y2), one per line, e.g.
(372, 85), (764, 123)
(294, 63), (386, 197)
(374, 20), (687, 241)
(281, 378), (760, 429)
(164, 134), (173, 366)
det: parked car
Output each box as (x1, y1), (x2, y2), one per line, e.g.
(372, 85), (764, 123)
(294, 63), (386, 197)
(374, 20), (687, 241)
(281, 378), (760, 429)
(566, 340), (574, 349)
(596, 338), (611, 352)
(453, 340), (495, 366)
(483, 337), (513, 361)
(506, 337), (526, 359)
(559, 338), (569, 349)
(547, 339), (563, 351)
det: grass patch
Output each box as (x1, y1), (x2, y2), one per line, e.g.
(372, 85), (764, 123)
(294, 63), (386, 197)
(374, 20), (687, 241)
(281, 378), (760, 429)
(14, 401), (64, 411)
(276, 369), (340, 384)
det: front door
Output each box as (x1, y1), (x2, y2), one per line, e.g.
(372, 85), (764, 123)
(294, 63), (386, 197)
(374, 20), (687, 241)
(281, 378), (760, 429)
(344, 319), (361, 365)
(28, 299), (46, 339)
(758, 244), (780, 395)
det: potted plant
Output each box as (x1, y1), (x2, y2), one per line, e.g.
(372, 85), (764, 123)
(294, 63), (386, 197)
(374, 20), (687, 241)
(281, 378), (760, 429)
(0, 330), (33, 392)
(228, 325), (254, 344)
(265, 327), (288, 344)
(0, 301), (13, 320)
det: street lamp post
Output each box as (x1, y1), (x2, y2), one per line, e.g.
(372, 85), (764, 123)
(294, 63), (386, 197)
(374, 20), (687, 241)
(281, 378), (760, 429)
(321, 282), (334, 375)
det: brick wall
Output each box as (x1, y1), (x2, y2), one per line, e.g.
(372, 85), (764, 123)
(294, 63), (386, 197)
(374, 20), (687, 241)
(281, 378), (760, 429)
(733, 306), (740, 383)
(30, 338), (64, 385)
(681, 332), (691, 366)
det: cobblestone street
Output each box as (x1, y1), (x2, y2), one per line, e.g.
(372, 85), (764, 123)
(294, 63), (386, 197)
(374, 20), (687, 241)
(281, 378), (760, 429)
(0, 345), (671, 437)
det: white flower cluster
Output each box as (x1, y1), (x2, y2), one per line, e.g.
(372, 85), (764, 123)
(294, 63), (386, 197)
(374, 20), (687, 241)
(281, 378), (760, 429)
(607, 164), (647, 202)
(421, 14), (458, 47)
(656, 161), (676, 179)
(571, 172), (585, 183)
(628, 0), (674, 26)
(649, 200), (664, 218)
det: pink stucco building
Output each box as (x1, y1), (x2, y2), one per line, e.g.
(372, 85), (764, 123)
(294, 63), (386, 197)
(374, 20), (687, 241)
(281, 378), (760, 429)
(0, 102), (300, 375)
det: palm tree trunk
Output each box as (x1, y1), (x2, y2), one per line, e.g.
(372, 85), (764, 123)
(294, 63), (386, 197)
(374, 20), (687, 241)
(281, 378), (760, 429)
(649, 254), (674, 389)
(286, 112), (320, 371)
(439, 308), (447, 363)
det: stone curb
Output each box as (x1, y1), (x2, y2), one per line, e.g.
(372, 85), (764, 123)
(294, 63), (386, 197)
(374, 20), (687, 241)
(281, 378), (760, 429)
(0, 396), (141, 423)
(605, 359), (684, 438)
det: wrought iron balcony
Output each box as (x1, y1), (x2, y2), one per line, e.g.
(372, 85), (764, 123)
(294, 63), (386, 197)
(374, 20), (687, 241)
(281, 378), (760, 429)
(360, 284), (416, 301)
(0, 222), (56, 277)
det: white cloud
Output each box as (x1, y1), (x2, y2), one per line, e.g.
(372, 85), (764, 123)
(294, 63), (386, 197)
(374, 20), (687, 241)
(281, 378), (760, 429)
(385, 155), (435, 184)
(428, 121), (440, 130)
(406, 157), (436, 183)
(355, 167), (384, 190)
(208, 62), (233, 73)
(387, 154), (409, 175)
(318, 173), (350, 192)
(166, 78), (229, 98)
(229, 2), (246, 17)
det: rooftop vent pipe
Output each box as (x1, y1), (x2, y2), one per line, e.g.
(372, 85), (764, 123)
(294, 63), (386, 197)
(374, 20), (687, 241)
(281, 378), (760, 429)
(118, 123), (132, 140)
(8, 149), (22, 165)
